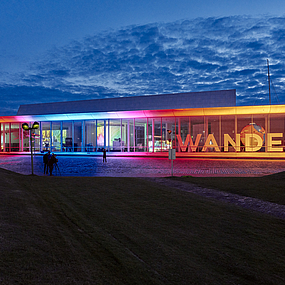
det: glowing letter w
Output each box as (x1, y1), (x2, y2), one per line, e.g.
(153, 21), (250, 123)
(176, 134), (201, 152)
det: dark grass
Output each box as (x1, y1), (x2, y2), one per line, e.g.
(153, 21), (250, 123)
(172, 171), (285, 206)
(1, 168), (285, 284)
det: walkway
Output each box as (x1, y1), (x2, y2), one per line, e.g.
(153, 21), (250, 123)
(146, 178), (285, 220)
(1, 155), (285, 177)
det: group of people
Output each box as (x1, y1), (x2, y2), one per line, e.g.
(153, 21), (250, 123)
(43, 151), (58, 176)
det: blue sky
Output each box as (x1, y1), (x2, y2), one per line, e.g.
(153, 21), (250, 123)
(1, 0), (285, 115)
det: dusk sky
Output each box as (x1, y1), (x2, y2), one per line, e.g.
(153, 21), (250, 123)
(1, 0), (285, 115)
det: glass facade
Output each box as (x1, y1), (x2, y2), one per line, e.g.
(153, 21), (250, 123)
(109, 119), (121, 152)
(52, 122), (61, 152)
(85, 120), (96, 152)
(62, 122), (73, 151)
(135, 118), (147, 152)
(97, 120), (105, 150)
(1, 112), (285, 156)
(42, 122), (51, 151)
(74, 121), (83, 152)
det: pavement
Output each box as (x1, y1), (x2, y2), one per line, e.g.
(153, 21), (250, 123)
(146, 177), (285, 220)
(1, 154), (285, 177)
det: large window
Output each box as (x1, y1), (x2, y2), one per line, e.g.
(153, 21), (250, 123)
(162, 117), (175, 151)
(221, 115), (235, 152)
(109, 119), (121, 151)
(206, 116), (220, 152)
(121, 119), (128, 152)
(52, 122), (61, 152)
(253, 114), (266, 151)
(85, 120), (96, 152)
(190, 117), (205, 152)
(0, 123), (2, 151)
(147, 119), (153, 152)
(269, 114), (285, 151)
(62, 122), (73, 152)
(135, 119), (147, 152)
(153, 118), (161, 152)
(97, 120), (105, 150)
(177, 117), (189, 152)
(237, 115), (253, 152)
(11, 123), (20, 152)
(129, 119), (134, 152)
(22, 125), (30, 152)
(33, 127), (40, 152)
(42, 122), (51, 151)
(74, 121), (83, 152)
(4, 123), (10, 152)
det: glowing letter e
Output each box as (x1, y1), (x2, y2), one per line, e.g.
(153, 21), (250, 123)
(267, 133), (283, 152)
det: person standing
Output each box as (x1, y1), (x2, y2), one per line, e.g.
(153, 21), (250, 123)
(102, 148), (107, 162)
(48, 153), (58, 176)
(43, 150), (50, 175)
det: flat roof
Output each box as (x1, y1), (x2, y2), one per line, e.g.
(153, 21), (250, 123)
(17, 89), (236, 115)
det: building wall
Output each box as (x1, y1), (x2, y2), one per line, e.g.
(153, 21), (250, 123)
(16, 90), (236, 116)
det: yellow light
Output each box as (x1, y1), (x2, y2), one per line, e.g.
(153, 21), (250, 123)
(22, 123), (30, 130)
(32, 121), (39, 129)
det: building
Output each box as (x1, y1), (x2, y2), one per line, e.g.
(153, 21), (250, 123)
(1, 89), (285, 158)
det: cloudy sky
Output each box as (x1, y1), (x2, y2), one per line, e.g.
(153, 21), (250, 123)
(1, 0), (285, 115)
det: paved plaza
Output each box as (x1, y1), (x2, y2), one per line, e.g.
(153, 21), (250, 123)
(1, 154), (285, 177)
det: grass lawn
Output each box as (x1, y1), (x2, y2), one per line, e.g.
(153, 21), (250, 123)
(172, 171), (285, 206)
(1, 168), (285, 284)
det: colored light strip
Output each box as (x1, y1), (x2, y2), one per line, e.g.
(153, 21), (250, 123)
(1, 104), (285, 123)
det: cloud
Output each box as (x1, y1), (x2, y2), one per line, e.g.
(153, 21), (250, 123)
(1, 15), (285, 115)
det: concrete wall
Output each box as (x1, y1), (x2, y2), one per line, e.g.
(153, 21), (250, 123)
(17, 89), (236, 115)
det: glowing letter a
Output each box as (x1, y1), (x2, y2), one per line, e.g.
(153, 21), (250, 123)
(202, 134), (220, 152)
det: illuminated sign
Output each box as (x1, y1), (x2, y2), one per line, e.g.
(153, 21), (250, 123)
(177, 124), (284, 152)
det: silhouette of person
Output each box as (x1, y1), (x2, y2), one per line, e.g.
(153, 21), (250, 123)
(48, 153), (58, 176)
(102, 148), (107, 162)
(43, 150), (50, 174)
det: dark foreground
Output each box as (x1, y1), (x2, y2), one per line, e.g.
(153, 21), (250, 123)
(1, 168), (285, 284)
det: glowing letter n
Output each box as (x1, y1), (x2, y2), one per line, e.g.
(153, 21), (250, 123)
(224, 134), (240, 152)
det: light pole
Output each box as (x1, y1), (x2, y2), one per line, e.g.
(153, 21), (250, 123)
(22, 122), (39, 175)
(167, 129), (175, 176)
